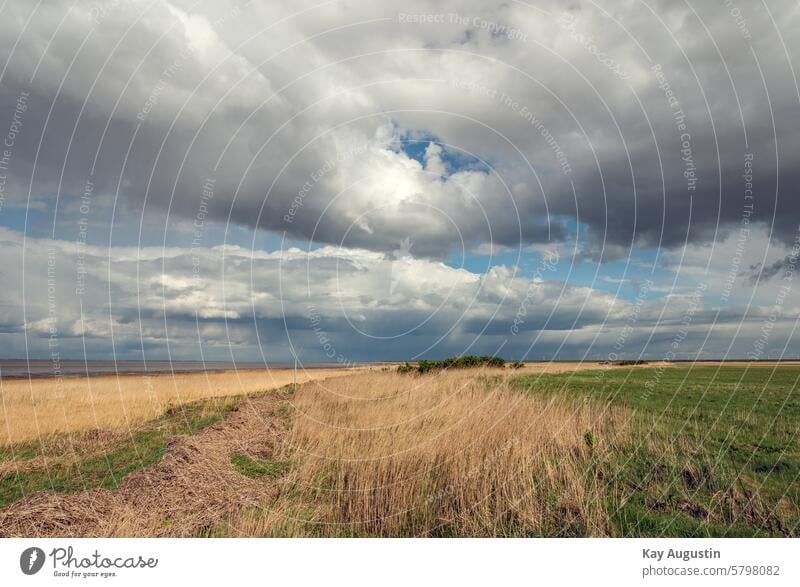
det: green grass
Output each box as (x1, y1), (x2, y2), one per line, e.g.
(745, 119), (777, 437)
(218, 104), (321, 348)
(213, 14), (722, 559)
(231, 453), (289, 479)
(0, 396), (243, 509)
(513, 365), (800, 536)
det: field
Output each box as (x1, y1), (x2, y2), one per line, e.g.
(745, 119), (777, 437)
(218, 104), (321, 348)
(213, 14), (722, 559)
(0, 363), (797, 537)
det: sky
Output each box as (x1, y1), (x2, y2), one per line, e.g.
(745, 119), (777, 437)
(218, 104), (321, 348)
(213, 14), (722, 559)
(0, 0), (799, 364)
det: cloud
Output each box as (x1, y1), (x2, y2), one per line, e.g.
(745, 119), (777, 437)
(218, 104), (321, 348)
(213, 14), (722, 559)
(2, 224), (797, 361)
(3, 1), (800, 361)
(747, 249), (800, 285)
(1, 0), (799, 260)
(0, 225), (635, 360)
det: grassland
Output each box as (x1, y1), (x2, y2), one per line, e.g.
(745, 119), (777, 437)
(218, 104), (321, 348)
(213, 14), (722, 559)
(0, 394), (243, 509)
(514, 365), (799, 536)
(0, 367), (362, 444)
(0, 363), (797, 537)
(212, 369), (629, 537)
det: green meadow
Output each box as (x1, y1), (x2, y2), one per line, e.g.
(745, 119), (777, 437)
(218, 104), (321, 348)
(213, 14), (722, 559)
(514, 365), (799, 536)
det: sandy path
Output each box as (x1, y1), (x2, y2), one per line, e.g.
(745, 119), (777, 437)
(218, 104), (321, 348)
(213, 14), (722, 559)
(0, 388), (293, 537)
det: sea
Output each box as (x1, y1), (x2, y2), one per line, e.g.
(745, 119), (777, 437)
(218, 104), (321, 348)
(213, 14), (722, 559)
(0, 359), (352, 379)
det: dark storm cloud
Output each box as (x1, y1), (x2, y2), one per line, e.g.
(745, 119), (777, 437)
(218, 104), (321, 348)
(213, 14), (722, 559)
(1, 0), (798, 258)
(747, 253), (798, 285)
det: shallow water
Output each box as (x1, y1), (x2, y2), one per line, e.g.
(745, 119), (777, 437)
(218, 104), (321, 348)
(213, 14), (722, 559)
(0, 359), (348, 378)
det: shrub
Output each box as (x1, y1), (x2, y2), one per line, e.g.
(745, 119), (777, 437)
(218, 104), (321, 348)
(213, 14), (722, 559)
(397, 355), (506, 374)
(397, 362), (416, 374)
(599, 359), (648, 366)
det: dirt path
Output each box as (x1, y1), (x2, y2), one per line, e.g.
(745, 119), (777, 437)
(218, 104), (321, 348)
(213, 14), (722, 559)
(0, 389), (293, 537)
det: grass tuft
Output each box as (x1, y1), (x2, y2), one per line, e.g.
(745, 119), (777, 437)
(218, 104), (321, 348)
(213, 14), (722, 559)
(231, 454), (289, 479)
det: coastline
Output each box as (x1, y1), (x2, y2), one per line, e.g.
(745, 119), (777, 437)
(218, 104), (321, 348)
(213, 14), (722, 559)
(0, 366), (372, 444)
(0, 360), (376, 380)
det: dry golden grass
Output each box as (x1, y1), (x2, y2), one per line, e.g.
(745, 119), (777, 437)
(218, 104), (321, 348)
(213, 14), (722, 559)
(219, 370), (630, 537)
(0, 389), (294, 537)
(0, 367), (364, 445)
(4, 364), (795, 537)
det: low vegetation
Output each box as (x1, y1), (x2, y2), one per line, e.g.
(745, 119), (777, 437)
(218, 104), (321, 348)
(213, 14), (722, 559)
(231, 453), (290, 480)
(598, 359), (649, 366)
(0, 395), (242, 509)
(2, 364), (796, 537)
(0, 367), (359, 444)
(213, 370), (629, 537)
(514, 365), (799, 536)
(0, 389), (295, 537)
(397, 355), (506, 374)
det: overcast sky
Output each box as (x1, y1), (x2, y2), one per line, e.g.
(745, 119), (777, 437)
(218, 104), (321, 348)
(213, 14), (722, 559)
(0, 0), (798, 364)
